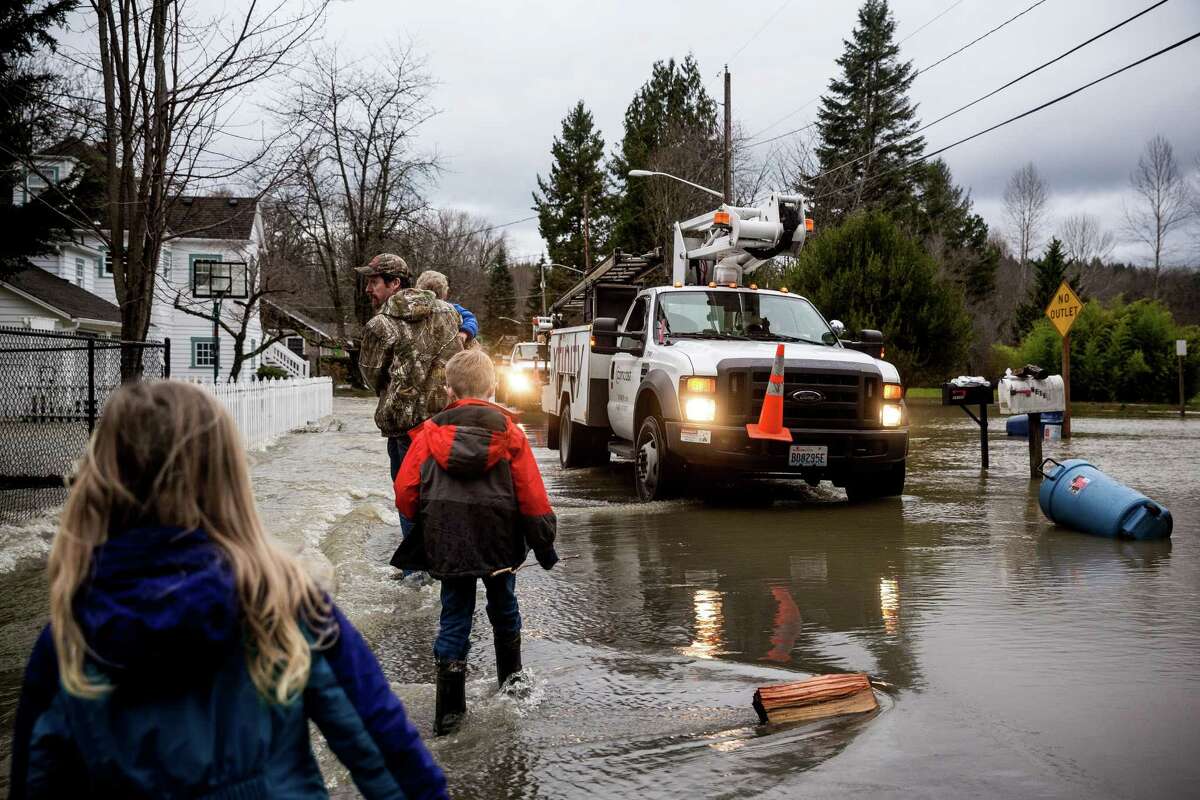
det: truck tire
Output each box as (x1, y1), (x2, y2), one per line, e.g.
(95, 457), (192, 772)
(845, 460), (906, 503)
(559, 400), (608, 468)
(634, 415), (681, 501)
(546, 413), (560, 450)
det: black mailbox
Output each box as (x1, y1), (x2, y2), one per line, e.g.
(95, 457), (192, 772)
(941, 383), (994, 406)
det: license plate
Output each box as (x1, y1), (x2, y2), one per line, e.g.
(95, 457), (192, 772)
(789, 445), (827, 468)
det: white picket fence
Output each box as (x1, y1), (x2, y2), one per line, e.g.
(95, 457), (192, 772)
(183, 377), (333, 450)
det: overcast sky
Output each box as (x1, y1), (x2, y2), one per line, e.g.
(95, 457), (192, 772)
(316, 1), (1196, 264)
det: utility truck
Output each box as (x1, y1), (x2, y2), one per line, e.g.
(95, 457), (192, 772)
(540, 191), (908, 501)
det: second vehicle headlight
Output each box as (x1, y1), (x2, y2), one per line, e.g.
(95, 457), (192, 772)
(881, 403), (903, 427)
(507, 371), (532, 393)
(685, 397), (716, 422)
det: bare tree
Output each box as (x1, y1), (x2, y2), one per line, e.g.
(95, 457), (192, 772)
(1124, 135), (1192, 297)
(1003, 162), (1049, 279)
(394, 209), (504, 313)
(271, 45), (438, 367)
(1060, 213), (1116, 294)
(21, 1), (327, 378)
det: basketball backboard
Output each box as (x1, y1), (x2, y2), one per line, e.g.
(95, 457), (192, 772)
(192, 260), (249, 299)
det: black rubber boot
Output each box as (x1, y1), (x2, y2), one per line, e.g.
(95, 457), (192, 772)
(434, 660), (466, 736)
(494, 633), (523, 689)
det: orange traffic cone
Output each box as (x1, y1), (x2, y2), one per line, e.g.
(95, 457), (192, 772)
(747, 343), (793, 442)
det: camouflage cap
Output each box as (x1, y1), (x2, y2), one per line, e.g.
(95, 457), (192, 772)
(356, 253), (410, 279)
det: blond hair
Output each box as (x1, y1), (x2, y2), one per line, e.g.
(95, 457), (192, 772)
(445, 348), (496, 399)
(415, 270), (449, 300)
(49, 380), (332, 703)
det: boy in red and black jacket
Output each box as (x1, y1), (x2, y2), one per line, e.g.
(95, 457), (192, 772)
(393, 348), (557, 736)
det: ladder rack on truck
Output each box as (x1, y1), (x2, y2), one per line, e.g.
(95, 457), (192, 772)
(549, 250), (663, 325)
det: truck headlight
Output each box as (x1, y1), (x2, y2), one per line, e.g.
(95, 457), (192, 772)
(881, 403), (903, 427)
(685, 397), (716, 422)
(507, 371), (532, 394)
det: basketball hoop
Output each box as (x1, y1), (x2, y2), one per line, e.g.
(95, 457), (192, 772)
(192, 260), (249, 300)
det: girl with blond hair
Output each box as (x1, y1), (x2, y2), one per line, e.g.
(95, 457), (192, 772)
(9, 380), (447, 799)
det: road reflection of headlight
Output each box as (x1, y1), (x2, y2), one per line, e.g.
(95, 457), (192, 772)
(880, 578), (900, 634)
(881, 403), (903, 427)
(507, 371), (532, 393)
(685, 397), (716, 422)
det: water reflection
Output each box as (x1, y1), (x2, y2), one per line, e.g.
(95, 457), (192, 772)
(680, 588), (725, 660)
(879, 578), (900, 635)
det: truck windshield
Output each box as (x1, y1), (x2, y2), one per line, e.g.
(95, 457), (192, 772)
(514, 344), (541, 360)
(655, 291), (838, 346)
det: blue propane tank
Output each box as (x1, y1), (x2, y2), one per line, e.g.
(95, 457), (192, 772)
(1006, 411), (1064, 437)
(1038, 458), (1172, 540)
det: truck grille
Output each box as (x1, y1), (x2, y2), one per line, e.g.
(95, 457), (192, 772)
(723, 366), (880, 429)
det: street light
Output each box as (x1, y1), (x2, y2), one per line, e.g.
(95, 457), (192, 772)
(628, 169), (724, 200)
(538, 261), (585, 314)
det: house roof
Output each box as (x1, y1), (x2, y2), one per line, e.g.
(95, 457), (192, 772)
(167, 196), (258, 240)
(262, 298), (362, 343)
(2, 267), (122, 324)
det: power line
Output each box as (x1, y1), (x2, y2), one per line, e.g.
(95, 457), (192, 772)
(811, 0), (1170, 184)
(915, 0), (1050, 78)
(746, 0), (1052, 146)
(708, 0), (795, 90)
(897, 0), (965, 45)
(812, 29), (1200, 203)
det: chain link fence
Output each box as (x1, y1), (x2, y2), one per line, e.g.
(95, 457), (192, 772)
(0, 328), (169, 523)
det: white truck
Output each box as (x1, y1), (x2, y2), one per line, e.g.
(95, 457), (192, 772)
(541, 192), (908, 502)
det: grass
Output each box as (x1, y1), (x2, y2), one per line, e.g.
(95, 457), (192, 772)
(906, 387), (1200, 414)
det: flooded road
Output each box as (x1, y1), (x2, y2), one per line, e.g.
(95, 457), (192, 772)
(1, 398), (1198, 797)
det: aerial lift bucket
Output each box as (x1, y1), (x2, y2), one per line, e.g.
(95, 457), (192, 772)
(746, 344), (793, 442)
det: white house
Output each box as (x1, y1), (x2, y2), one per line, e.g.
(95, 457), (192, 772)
(2, 145), (307, 380)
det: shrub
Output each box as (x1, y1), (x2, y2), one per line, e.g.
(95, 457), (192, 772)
(1008, 297), (1199, 402)
(256, 364), (289, 380)
(784, 210), (973, 385)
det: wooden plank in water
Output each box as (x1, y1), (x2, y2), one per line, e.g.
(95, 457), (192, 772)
(753, 672), (878, 724)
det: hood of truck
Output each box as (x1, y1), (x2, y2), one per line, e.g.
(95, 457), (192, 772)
(670, 339), (901, 383)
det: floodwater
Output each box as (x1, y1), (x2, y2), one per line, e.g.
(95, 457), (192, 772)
(1, 399), (1198, 798)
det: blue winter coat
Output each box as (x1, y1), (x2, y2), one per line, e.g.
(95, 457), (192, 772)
(8, 527), (447, 799)
(452, 303), (478, 340)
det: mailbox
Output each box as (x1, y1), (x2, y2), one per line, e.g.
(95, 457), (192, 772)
(941, 383), (994, 406)
(998, 375), (1065, 415)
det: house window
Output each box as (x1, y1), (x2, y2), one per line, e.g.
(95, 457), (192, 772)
(97, 247), (113, 277)
(286, 336), (305, 356)
(190, 253), (222, 295)
(22, 165), (59, 203)
(191, 337), (217, 368)
(161, 246), (173, 279)
(249, 339), (257, 370)
(74, 258), (86, 287)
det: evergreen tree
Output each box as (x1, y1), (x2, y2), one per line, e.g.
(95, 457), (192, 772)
(784, 210), (972, 385)
(909, 159), (998, 305)
(812, 0), (924, 223)
(1012, 238), (1076, 340)
(609, 55), (720, 256)
(525, 256), (546, 323)
(0, 0), (81, 279)
(533, 101), (610, 273)
(484, 243), (517, 340)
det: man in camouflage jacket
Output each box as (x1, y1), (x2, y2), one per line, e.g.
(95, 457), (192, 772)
(358, 254), (463, 496)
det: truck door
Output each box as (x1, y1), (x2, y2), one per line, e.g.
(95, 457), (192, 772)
(608, 295), (648, 441)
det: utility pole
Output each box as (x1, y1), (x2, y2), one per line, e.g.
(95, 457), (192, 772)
(582, 192), (591, 272)
(723, 66), (732, 204)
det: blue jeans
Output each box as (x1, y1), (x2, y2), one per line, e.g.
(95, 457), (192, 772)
(387, 435), (413, 539)
(435, 574), (521, 662)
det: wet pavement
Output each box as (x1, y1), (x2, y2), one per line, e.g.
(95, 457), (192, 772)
(1, 398), (1198, 798)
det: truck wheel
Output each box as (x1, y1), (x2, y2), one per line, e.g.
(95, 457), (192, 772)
(546, 414), (560, 450)
(559, 401), (591, 468)
(845, 460), (906, 503)
(635, 415), (680, 501)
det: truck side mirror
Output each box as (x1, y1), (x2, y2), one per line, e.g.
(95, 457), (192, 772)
(858, 329), (883, 343)
(591, 316), (645, 355)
